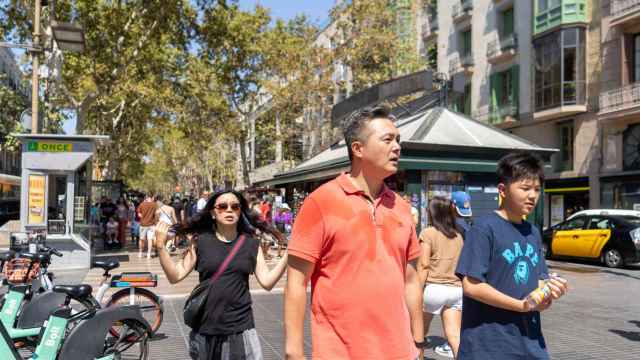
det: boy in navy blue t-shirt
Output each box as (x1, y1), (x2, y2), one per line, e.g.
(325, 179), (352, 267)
(455, 153), (569, 360)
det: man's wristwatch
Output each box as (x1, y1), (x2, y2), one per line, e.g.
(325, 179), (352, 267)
(414, 340), (428, 349)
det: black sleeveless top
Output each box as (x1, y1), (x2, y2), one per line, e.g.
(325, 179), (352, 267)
(194, 231), (259, 335)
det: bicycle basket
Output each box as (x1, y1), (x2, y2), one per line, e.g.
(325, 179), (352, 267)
(3, 258), (40, 284)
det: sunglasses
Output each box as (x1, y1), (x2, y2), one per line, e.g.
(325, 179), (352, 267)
(214, 203), (241, 211)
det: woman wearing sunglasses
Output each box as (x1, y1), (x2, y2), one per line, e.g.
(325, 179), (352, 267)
(155, 190), (288, 360)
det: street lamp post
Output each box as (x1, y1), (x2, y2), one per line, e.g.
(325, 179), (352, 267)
(0, 1), (85, 134)
(30, 0), (42, 134)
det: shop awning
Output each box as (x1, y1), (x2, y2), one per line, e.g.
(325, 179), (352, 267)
(399, 157), (498, 172)
(256, 107), (558, 187)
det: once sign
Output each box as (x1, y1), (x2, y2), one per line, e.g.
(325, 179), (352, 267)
(27, 141), (73, 152)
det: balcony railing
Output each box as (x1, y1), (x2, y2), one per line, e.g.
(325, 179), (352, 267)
(452, 0), (473, 22)
(487, 34), (518, 61)
(474, 103), (518, 124)
(599, 82), (640, 114)
(611, 0), (640, 20)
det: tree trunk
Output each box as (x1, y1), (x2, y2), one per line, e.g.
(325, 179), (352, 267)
(275, 114), (283, 162)
(238, 133), (251, 188)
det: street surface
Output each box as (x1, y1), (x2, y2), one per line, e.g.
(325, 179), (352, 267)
(4, 249), (640, 359)
(102, 254), (640, 359)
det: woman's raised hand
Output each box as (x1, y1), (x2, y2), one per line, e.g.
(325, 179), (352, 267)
(155, 222), (170, 250)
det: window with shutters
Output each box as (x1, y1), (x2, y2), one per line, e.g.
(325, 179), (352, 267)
(489, 66), (519, 123)
(556, 121), (574, 171)
(501, 7), (514, 38)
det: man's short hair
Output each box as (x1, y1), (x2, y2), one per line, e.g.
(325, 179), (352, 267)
(342, 105), (394, 162)
(497, 152), (545, 185)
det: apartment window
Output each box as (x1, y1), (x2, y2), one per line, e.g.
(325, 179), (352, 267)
(557, 121), (574, 171)
(455, 82), (472, 116)
(460, 29), (472, 57)
(490, 66), (519, 121)
(501, 7), (514, 37)
(534, 27), (586, 111)
(538, 0), (547, 12)
(634, 34), (640, 83)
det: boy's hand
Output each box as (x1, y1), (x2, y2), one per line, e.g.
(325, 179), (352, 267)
(547, 275), (568, 300)
(522, 297), (552, 312)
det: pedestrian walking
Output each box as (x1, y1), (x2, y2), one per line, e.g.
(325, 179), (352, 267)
(157, 195), (179, 252)
(434, 190), (473, 358)
(455, 153), (569, 359)
(403, 193), (420, 226)
(418, 196), (464, 359)
(137, 194), (158, 259)
(284, 105), (424, 360)
(116, 197), (129, 248)
(196, 191), (209, 212)
(451, 191), (473, 238)
(154, 190), (288, 360)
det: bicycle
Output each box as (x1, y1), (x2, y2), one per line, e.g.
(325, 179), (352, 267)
(1, 247), (163, 343)
(0, 283), (151, 359)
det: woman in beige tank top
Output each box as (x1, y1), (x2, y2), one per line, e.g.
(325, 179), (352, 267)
(418, 196), (464, 358)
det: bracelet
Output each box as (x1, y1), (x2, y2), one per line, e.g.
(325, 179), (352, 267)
(414, 340), (427, 349)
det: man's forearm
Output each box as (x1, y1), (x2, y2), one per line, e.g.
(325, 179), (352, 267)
(284, 282), (307, 358)
(405, 261), (424, 344)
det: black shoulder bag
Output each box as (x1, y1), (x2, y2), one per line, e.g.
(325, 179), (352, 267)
(183, 234), (246, 329)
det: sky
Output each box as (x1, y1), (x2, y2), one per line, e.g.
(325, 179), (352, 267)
(239, 0), (336, 25)
(61, 0), (335, 134)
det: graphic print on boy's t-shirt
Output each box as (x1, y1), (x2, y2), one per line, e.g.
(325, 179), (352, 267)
(501, 242), (541, 285)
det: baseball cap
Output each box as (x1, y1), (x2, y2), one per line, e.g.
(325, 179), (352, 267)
(451, 191), (472, 217)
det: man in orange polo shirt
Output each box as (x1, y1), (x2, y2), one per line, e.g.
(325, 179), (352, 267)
(284, 106), (424, 359)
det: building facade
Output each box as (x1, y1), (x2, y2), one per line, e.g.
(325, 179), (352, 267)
(0, 48), (29, 224)
(598, 0), (640, 211)
(425, 0), (613, 227)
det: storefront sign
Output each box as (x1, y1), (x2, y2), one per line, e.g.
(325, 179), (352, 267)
(26, 141), (73, 153)
(550, 195), (565, 226)
(28, 175), (46, 224)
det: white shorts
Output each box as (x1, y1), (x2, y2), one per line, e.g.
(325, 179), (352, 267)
(140, 226), (155, 240)
(423, 283), (463, 315)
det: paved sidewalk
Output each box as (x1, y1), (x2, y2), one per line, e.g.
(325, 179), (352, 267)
(138, 259), (640, 360)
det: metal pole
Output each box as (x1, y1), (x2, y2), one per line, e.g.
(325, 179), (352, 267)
(31, 0), (41, 134)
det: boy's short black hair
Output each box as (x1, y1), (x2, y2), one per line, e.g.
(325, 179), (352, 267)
(497, 152), (545, 185)
(342, 105), (395, 162)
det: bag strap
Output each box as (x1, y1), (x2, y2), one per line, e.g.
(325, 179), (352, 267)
(209, 234), (246, 284)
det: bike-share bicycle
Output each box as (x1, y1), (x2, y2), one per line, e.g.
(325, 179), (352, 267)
(0, 246), (163, 344)
(0, 283), (151, 359)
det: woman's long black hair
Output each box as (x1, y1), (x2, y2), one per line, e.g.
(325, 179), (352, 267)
(427, 196), (459, 239)
(175, 190), (285, 242)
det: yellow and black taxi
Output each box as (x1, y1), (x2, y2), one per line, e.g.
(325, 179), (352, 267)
(542, 210), (640, 268)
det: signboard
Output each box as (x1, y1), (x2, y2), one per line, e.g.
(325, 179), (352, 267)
(550, 195), (565, 226)
(26, 141), (73, 153)
(28, 175), (46, 224)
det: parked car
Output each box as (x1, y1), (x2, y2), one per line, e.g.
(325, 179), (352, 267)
(542, 212), (640, 268)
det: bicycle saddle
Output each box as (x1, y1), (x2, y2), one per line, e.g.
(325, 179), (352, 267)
(91, 259), (120, 271)
(0, 250), (16, 262)
(20, 252), (51, 263)
(53, 284), (93, 300)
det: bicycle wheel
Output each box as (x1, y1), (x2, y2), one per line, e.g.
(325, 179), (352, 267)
(106, 288), (163, 341)
(103, 319), (150, 360)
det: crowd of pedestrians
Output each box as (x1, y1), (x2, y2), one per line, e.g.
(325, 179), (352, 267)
(141, 105), (570, 360)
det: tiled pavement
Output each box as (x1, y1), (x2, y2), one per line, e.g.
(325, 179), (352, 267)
(104, 253), (640, 360)
(6, 243), (640, 359)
